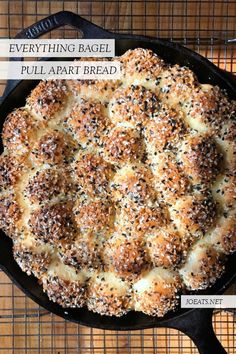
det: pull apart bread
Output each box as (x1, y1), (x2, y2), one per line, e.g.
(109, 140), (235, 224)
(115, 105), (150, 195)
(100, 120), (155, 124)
(0, 48), (235, 317)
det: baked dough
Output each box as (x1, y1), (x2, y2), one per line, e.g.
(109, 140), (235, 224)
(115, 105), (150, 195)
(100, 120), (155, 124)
(0, 48), (235, 317)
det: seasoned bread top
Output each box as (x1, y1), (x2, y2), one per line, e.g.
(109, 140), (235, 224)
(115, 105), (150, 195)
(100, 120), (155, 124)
(0, 48), (235, 317)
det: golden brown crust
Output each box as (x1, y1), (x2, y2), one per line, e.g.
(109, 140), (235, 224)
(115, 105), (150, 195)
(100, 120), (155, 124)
(219, 218), (236, 254)
(183, 85), (233, 132)
(207, 212), (236, 255)
(0, 48), (235, 318)
(87, 273), (132, 316)
(133, 268), (182, 316)
(42, 273), (87, 308)
(0, 154), (25, 190)
(152, 153), (189, 203)
(0, 194), (21, 238)
(180, 243), (225, 290)
(74, 199), (114, 233)
(27, 80), (69, 119)
(219, 119), (236, 142)
(111, 164), (155, 205)
(146, 227), (187, 269)
(31, 130), (77, 165)
(72, 152), (114, 198)
(103, 127), (143, 165)
(120, 48), (165, 79)
(170, 192), (217, 237)
(104, 233), (147, 279)
(117, 201), (164, 234)
(2, 108), (37, 153)
(110, 85), (159, 127)
(178, 134), (223, 185)
(29, 203), (76, 245)
(157, 65), (197, 103)
(59, 232), (102, 270)
(65, 99), (108, 147)
(144, 105), (187, 153)
(13, 242), (53, 277)
(212, 172), (236, 208)
(25, 168), (74, 204)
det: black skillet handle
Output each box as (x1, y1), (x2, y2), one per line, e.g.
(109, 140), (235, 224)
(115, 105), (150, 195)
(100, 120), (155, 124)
(2, 11), (116, 100)
(163, 308), (227, 354)
(14, 11), (114, 40)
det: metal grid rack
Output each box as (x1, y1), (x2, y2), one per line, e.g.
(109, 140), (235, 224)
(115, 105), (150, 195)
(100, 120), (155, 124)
(0, 1), (235, 353)
(0, 265), (235, 354)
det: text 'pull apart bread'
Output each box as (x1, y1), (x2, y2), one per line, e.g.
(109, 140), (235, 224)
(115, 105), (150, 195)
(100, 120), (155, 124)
(0, 48), (235, 317)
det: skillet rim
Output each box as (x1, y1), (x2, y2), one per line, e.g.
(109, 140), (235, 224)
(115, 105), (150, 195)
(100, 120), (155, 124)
(0, 37), (235, 330)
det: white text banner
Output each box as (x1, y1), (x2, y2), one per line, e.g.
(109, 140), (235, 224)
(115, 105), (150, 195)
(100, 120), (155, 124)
(0, 39), (115, 57)
(0, 61), (121, 80)
(181, 295), (236, 308)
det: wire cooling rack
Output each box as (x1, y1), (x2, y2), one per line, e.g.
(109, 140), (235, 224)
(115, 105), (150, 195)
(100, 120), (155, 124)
(0, 269), (236, 353)
(0, 1), (235, 353)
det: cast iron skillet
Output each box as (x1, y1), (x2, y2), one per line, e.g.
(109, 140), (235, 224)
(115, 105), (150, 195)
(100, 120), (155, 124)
(0, 11), (235, 354)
